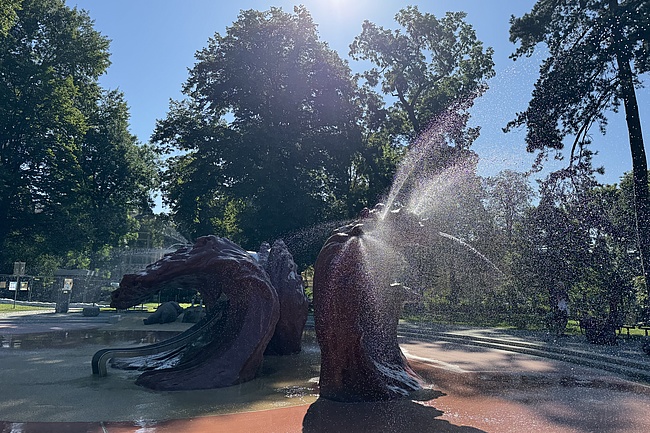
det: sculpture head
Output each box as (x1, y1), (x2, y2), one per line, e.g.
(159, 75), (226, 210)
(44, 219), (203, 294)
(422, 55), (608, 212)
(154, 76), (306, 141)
(313, 211), (424, 402)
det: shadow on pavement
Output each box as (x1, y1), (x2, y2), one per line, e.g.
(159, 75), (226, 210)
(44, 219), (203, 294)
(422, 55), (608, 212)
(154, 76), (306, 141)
(303, 393), (487, 433)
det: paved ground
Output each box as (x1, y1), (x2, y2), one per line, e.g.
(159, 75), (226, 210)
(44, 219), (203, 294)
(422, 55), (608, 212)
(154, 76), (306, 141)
(1, 310), (649, 432)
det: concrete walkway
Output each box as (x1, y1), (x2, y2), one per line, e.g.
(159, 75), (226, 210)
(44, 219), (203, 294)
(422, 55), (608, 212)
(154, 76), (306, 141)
(398, 320), (650, 382)
(0, 312), (649, 432)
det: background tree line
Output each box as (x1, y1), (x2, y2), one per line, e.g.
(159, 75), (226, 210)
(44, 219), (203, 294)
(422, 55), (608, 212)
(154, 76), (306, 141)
(1, 0), (648, 337)
(152, 4), (494, 269)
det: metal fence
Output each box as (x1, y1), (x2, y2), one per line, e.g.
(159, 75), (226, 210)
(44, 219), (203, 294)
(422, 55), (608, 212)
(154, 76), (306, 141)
(0, 273), (116, 304)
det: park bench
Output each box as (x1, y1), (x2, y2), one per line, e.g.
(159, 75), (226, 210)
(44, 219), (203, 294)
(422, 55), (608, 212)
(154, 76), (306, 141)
(637, 323), (650, 336)
(618, 324), (636, 336)
(616, 323), (650, 336)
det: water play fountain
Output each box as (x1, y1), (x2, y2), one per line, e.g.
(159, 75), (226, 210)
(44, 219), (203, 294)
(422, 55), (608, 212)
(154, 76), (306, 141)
(312, 206), (425, 402)
(95, 236), (281, 390)
(310, 104), (509, 402)
(93, 103), (497, 400)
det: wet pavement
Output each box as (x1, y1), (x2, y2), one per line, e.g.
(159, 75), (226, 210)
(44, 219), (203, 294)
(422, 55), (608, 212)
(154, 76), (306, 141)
(0, 310), (649, 432)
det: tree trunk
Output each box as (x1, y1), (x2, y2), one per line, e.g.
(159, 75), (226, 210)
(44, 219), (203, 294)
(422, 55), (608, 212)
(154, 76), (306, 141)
(624, 92), (650, 306)
(610, 0), (650, 307)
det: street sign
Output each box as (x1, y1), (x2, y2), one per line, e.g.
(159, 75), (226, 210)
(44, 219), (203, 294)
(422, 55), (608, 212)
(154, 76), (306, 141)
(13, 262), (26, 276)
(63, 278), (73, 293)
(9, 265), (26, 308)
(20, 281), (28, 291)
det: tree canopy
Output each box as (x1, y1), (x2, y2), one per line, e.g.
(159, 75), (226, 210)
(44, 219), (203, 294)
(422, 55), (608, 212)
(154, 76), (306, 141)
(507, 0), (650, 297)
(347, 6), (495, 211)
(350, 6), (495, 145)
(0, 0), (157, 273)
(0, 0), (21, 36)
(153, 6), (364, 251)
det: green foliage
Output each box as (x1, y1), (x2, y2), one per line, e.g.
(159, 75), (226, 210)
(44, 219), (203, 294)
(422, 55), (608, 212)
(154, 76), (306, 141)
(346, 6), (496, 217)
(0, 0), (157, 274)
(483, 170), (534, 245)
(507, 0), (650, 298)
(424, 164), (650, 331)
(350, 6), (495, 144)
(505, 158), (649, 329)
(0, 0), (21, 36)
(153, 5), (499, 273)
(507, 0), (648, 157)
(154, 6), (364, 255)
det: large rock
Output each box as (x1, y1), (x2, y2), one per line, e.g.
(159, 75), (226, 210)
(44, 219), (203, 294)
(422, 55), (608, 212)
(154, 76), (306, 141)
(313, 212), (423, 402)
(263, 239), (309, 355)
(109, 235), (280, 390)
(143, 301), (183, 325)
(181, 305), (206, 323)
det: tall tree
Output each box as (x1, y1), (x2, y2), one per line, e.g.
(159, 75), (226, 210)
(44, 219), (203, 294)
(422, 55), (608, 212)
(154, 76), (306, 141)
(0, 0), (156, 272)
(154, 6), (363, 251)
(350, 6), (495, 145)
(506, 0), (650, 299)
(0, 0), (21, 35)
(510, 160), (598, 331)
(348, 6), (495, 213)
(81, 90), (158, 250)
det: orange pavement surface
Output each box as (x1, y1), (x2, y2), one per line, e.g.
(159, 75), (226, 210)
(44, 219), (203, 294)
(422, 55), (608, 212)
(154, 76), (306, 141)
(2, 351), (650, 433)
(2, 311), (650, 432)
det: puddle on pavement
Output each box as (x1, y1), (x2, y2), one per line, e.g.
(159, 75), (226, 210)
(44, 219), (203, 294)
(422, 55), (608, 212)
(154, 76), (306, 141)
(0, 327), (323, 422)
(0, 329), (182, 349)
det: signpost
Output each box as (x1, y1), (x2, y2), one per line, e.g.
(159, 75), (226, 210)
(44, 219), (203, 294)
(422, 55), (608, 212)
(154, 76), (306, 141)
(55, 278), (74, 313)
(12, 262), (26, 309)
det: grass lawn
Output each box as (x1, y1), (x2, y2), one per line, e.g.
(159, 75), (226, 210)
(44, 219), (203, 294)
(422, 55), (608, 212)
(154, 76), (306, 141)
(0, 303), (51, 313)
(141, 302), (193, 312)
(100, 302), (194, 313)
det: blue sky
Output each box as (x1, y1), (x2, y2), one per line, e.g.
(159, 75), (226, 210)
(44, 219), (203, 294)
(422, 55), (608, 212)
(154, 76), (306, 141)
(66, 0), (648, 188)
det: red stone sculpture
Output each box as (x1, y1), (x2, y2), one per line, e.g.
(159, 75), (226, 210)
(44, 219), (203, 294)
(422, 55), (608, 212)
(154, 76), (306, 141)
(109, 235), (280, 390)
(313, 210), (423, 402)
(263, 239), (309, 355)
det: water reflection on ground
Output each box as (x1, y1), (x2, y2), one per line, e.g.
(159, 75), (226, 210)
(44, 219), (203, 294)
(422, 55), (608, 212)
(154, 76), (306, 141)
(0, 329), (181, 349)
(0, 327), (324, 422)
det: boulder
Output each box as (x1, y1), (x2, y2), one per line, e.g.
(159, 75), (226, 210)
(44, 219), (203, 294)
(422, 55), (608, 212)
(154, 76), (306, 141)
(181, 305), (206, 323)
(143, 301), (183, 325)
(82, 306), (100, 317)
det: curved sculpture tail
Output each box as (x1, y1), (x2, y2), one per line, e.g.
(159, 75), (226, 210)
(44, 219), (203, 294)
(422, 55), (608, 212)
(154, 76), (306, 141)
(91, 314), (213, 376)
(97, 236), (280, 391)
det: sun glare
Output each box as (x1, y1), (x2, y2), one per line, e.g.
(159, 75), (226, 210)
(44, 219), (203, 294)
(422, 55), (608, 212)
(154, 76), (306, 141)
(308, 0), (370, 25)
